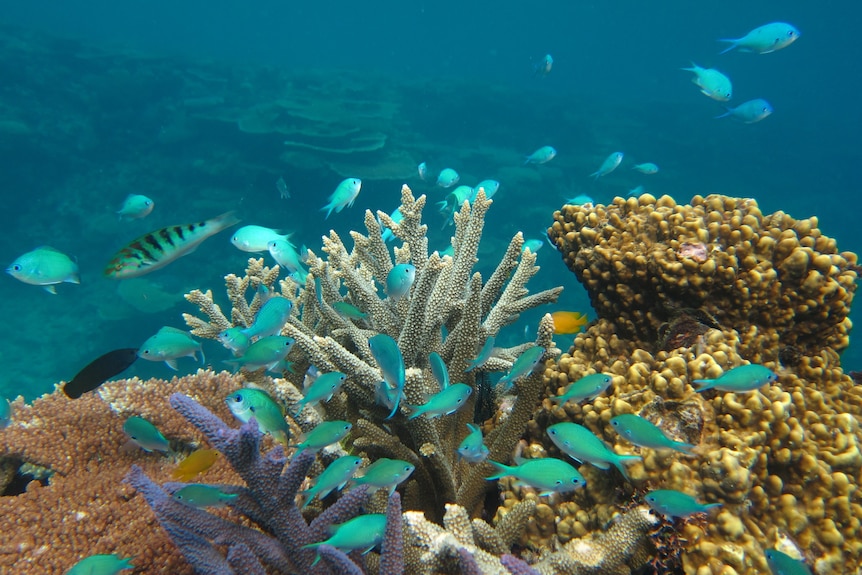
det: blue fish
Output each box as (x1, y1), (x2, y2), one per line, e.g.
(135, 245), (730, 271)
(498, 346), (545, 390)
(66, 554), (134, 575)
(465, 336), (495, 372)
(386, 263), (416, 299)
(486, 457), (585, 496)
(301, 455), (363, 509)
(241, 296), (293, 340)
(610, 414), (695, 454)
(457, 423), (490, 463)
(533, 54), (553, 77)
(380, 207), (403, 243)
(123, 416), (171, 453)
(172, 484), (238, 508)
(547, 423), (640, 479)
(292, 420), (352, 456)
(719, 22), (800, 55)
(644, 489), (721, 519)
(0, 398), (10, 429)
(368, 334), (406, 419)
(429, 352), (449, 389)
(352, 458), (416, 495)
(764, 549), (814, 575)
(693, 364), (778, 393)
(407, 383), (472, 419)
(550, 373), (613, 405)
(302, 514), (386, 566)
(715, 99), (773, 124)
(294, 371), (347, 413)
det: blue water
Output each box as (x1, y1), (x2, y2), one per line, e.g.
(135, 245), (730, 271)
(1, 1), (859, 400)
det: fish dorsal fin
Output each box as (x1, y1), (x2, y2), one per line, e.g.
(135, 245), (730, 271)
(33, 245), (63, 253)
(514, 455), (528, 466)
(158, 326), (191, 336)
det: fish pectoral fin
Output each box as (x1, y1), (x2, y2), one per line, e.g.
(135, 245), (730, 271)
(165, 359), (179, 370)
(43, 285), (58, 294)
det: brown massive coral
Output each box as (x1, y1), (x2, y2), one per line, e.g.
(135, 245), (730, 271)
(528, 193), (862, 575)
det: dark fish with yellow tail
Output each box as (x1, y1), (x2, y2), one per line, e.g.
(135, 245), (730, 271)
(64, 348), (139, 399)
(104, 211), (240, 279)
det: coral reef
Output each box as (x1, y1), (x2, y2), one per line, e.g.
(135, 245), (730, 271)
(531, 193), (862, 574)
(185, 185), (563, 520)
(0, 371), (247, 574)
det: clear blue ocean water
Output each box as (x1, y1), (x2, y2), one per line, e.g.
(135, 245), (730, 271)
(1, 1), (859, 400)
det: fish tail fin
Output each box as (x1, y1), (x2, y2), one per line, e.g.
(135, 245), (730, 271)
(692, 379), (714, 392)
(485, 460), (512, 480)
(718, 40), (737, 55)
(674, 440), (697, 454)
(212, 211), (241, 230)
(611, 454), (642, 480)
(705, 503), (722, 511)
(406, 405), (422, 420)
(300, 489), (314, 509)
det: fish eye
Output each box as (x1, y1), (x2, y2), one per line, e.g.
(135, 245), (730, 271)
(549, 429), (557, 435)
(233, 395), (243, 402)
(12, 265), (21, 271)
(142, 350), (150, 355)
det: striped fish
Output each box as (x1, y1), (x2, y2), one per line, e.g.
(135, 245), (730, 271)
(105, 211), (240, 279)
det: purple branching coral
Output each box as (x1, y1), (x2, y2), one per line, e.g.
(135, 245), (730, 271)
(125, 393), (404, 574)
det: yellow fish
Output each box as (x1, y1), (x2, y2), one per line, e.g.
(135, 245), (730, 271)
(172, 448), (219, 481)
(551, 311), (589, 334)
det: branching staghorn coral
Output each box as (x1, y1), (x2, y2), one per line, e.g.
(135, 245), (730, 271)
(184, 185), (563, 521)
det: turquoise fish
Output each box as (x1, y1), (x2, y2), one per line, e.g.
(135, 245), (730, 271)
(0, 398), (11, 429)
(610, 414), (695, 454)
(719, 22), (800, 55)
(550, 373), (613, 405)
(301, 455), (363, 509)
(525, 146), (557, 165)
(217, 327), (250, 356)
(693, 364), (777, 393)
(644, 489), (721, 519)
(352, 458), (415, 495)
(172, 484), (238, 508)
(242, 296), (293, 340)
(408, 383), (472, 420)
(117, 194), (154, 220)
(123, 416), (171, 453)
(321, 178), (362, 219)
(386, 263), (416, 299)
(533, 54), (553, 77)
(456, 423), (489, 463)
(137, 326), (203, 370)
(465, 336), (495, 372)
(7, 246), (80, 294)
(764, 549), (813, 575)
(267, 239), (306, 276)
(332, 301), (367, 320)
(105, 211), (239, 279)
(436, 168), (460, 188)
(293, 420), (352, 456)
(231, 225), (293, 253)
(589, 152), (624, 179)
(66, 554), (134, 575)
(380, 207), (403, 242)
(368, 334), (406, 419)
(471, 179), (500, 201)
(294, 371), (347, 413)
(498, 346), (545, 389)
(547, 423), (641, 479)
(225, 388), (290, 447)
(224, 335), (294, 373)
(487, 457), (585, 496)
(302, 514), (386, 566)
(429, 352), (449, 389)
(632, 162), (659, 174)
(681, 63), (732, 101)
(715, 99), (773, 124)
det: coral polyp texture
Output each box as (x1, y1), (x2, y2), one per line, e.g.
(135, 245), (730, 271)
(534, 193), (862, 575)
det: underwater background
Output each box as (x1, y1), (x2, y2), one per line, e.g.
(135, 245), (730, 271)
(1, 0), (859, 401)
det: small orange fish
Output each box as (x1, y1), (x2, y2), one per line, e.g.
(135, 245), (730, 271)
(172, 448), (219, 481)
(551, 311), (589, 335)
